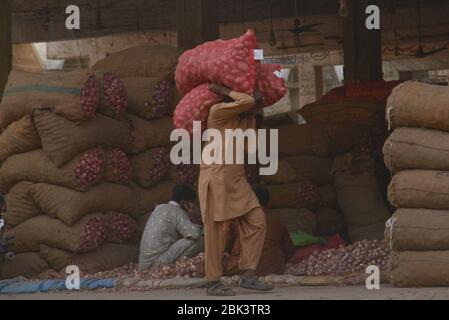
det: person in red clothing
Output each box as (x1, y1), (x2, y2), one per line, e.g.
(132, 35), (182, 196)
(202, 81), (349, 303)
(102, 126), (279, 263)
(224, 187), (295, 277)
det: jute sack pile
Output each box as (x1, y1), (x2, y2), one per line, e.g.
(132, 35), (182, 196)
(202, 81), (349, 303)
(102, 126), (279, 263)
(0, 115), (41, 163)
(333, 154), (390, 242)
(270, 208), (317, 235)
(0, 69), (99, 129)
(130, 148), (171, 188)
(123, 77), (178, 120)
(387, 81), (449, 131)
(265, 183), (338, 210)
(4, 182), (41, 228)
(93, 45), (181, 79)
(388, 170), (449, 210)
(383, 80), (449, 287)
(7, 213), (107, 254)
(132, 181), (175, 215)
(0, 253), (48, 280)
(40, 244), (139, 274)
(128, 115), (174, 153)
(314, 207), (346, 237)
(388, 251), (449, 287)
(384, 127), (449, 172)
(0, 46), (182, 279)
(322, 124), (368, 156)
(34, 110), (133, 167)
(261, 155), (332, 185)
(0, 149), (104, 193)
(270, 124), (332, 157)
(29, 182), (140, 225)
(385, 209), (449, 251)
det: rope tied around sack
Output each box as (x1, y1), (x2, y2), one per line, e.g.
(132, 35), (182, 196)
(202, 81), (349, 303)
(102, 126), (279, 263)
(385, 216), (397, 251)
(385, 140), (394, 179)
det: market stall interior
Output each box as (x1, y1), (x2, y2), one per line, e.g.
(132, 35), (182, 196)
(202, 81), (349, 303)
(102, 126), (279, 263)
(0, 0), (449, 291)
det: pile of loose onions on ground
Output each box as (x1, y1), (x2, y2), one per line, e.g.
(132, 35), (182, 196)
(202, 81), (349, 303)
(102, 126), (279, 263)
(103, 73), (128, 117)
(74, 148), (105, 188)
(80, 75), (99, 119)
(286, 240), (390, 277)
(86, 253), (205, 280)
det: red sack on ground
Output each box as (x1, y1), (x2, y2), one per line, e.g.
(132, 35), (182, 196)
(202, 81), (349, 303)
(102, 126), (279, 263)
(175, 30), (258, 96)
(323, 234), (346, 250)
(345, 80), (403, 104)
(257, 64), (287, 107)
(173, 84), (222, 134)
(321, 86), (347, 102)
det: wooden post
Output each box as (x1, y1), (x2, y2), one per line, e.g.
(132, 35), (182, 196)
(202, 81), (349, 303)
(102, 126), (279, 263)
(342, 0), (382, 81)
(176, 0), (219, 50)
(0, 0), (12, 98)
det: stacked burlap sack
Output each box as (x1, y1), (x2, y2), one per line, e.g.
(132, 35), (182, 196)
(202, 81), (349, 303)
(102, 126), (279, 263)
(259, 124), (342, 238)
(259, 96), (390, 242)
(259, 117), (391, 242)
(0, 45), (182, 280)
(383, 81), (449, 287)
(298, 97), (392, 243)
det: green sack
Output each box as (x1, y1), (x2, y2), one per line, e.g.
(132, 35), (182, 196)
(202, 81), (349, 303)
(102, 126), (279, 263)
(290, 230), (325, 247)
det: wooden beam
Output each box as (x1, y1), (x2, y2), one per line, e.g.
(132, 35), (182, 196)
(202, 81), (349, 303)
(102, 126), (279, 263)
(0, 0), (12, 98)
(342, 0), (382, 81)
(176, 0), (219, 49)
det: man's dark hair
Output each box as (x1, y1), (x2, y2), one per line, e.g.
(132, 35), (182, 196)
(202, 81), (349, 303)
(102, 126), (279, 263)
(171, 185), (196, 203)
(253, 187), (270, 207)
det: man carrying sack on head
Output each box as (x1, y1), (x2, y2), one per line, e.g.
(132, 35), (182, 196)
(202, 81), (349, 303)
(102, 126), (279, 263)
(198, 84), (273, 296)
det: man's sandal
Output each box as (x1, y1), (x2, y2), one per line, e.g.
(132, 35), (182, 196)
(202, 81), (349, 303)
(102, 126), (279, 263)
(240, 276), (274, 291)
(206, 281), (236, 296)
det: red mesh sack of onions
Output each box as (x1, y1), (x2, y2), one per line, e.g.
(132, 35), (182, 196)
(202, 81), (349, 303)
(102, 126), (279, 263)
(173, 83), (222, 134)
(74, 148), (105, 190)
(256, 64), (287, 107)
(131, 147), (171, 188)
(105, 212), (138, 244)
(103, 148), (132, 185)
(297, 180), (321, 209)
(175, 30), (257, 96)
(98, 72), (128, 118)
(77, 215), (108, 252)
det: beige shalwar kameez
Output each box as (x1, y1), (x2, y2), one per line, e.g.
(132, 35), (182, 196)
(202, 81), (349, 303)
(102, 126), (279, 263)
(198, 91), (267, 283)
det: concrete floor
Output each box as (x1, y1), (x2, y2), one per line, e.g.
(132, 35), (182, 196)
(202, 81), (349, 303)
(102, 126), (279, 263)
(1, 285), (449, 300)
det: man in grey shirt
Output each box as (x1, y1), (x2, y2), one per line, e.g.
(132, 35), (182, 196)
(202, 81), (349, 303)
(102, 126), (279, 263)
(138, 185), (204, 272)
